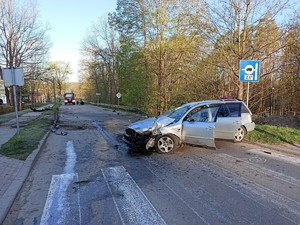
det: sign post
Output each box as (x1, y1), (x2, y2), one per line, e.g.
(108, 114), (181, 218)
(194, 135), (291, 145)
(2, 67), (24, 135)
(96, 93), (101, 105)
(116, 92), (122, 105)
(239, 60), (261, 106)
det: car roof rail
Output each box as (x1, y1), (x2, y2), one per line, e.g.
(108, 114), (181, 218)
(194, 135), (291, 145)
(220, 96), (234, 100)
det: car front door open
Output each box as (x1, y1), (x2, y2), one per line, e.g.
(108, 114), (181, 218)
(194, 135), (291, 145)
(182, 106), (219, 148)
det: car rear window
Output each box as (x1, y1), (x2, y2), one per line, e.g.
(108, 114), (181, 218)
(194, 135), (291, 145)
(241, 103), (251, 114)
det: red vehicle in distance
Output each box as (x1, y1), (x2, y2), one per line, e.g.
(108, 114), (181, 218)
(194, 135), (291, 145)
(64, 93), (76, 105)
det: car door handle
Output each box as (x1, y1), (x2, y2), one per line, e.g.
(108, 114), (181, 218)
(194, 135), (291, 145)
(207, 126), (214, 130)
(233, 121), (240, 124)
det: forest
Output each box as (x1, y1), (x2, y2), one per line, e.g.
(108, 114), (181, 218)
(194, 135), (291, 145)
(79, 0), (299, 116)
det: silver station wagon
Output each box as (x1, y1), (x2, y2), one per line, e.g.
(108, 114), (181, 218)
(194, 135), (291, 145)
(123, 99), (255, 153)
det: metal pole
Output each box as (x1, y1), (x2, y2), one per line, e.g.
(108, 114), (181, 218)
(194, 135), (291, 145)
(246, 82), (250, 106)
(12, 68), (20, 135)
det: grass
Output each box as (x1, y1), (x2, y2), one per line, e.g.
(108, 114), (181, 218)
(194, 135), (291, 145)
(0, 103), (60, 160)
(247, 124), (300, 145)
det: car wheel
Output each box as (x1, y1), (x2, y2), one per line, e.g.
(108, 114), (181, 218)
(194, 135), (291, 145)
(155, 134), (179, 154)
(234, 126), (246, 142)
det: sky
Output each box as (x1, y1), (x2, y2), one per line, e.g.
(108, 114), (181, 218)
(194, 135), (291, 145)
(37, 0), (117, 82)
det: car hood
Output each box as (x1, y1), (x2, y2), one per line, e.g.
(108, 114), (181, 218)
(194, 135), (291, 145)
(128, 116), (175, 134)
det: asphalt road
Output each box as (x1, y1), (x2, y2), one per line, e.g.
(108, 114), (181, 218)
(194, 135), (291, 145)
(3, 104), (300, 225)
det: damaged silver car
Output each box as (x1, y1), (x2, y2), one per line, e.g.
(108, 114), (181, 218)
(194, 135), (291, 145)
(123, 99), (255, 154)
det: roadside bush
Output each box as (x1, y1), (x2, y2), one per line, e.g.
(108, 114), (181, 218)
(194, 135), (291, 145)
(0, 105), (14, 115)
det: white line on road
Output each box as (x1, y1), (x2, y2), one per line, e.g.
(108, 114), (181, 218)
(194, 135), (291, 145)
(41, 141), (165, 224)
(40, 141), (81, 225)
(64, 141), (77, 174)
(40, 173), (78, 225)
(102, 166), (167, 225)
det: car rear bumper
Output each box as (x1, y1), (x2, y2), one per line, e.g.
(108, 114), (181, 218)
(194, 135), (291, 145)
(244, 122), (255, 132)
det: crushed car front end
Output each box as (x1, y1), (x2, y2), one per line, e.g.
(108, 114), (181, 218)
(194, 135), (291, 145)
(123, 128), (153, 151)
(123, 117), (157, 152)
(123, 116), (178, 152)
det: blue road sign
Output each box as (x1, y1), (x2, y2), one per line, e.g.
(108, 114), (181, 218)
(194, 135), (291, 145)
(239, 60), (260, 82)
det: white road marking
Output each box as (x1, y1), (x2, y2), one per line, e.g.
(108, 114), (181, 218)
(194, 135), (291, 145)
(64, 141), (77, 174)
(102, 166), (167, 225)
(40, 141), (81, 225)
(40, 173), (79, 225)
(143, 161), (211, 225)
(41, 141), (165, 224)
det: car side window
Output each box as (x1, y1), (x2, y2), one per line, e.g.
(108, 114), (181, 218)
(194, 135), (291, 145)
(217, 103), (241, 117)
(217, 105), (230, 117)
(226, 103), (241, 117)
(190, 106), (219, 122)
(184, 106), (203, 121)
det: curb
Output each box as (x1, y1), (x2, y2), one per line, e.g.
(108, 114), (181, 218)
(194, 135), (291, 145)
(0, 130), (51, 224)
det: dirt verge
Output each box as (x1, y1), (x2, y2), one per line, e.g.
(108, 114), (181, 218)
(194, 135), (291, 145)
(254, 116), (300, 130)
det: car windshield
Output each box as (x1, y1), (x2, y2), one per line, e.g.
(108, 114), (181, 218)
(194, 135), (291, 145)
(65, 93), (73, 98)
(160, 105), (192, 122)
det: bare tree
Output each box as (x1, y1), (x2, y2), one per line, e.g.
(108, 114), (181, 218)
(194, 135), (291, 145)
(0, 0), (50, 104)
(80, 17), (119, 104)
(46, 61), (71, 98)
(204, 0), (291, 102)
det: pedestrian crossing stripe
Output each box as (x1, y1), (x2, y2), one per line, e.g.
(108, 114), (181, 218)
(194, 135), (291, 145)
(40, 166), (166, 225)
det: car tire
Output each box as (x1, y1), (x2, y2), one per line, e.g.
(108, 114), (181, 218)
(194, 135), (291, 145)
(234, 126), (246, 142)
(155, 134), (179, 154)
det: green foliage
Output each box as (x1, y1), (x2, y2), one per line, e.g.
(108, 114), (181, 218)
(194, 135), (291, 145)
(117, 41), (149, 109)
(247, 125), (300, 144)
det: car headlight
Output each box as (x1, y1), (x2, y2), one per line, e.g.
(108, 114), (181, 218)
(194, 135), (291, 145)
(148, 122), (161, 135)
(151, 128), (161, 136)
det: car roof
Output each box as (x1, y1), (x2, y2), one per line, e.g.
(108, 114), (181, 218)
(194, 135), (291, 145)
(181, 99), (243, 107)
